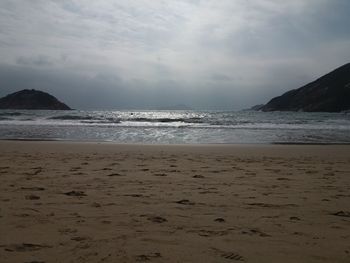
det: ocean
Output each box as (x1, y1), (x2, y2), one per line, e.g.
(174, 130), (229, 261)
(0, 109), (349, 144)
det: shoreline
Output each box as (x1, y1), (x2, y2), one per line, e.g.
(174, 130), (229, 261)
(1, 138), (350, 146)
(1, 141), (349, 262)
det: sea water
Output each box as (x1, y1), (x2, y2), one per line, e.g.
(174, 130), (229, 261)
(0, 110), (349, 144)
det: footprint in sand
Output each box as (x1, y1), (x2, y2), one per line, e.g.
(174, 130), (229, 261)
(136, 252), (161, 261)
(222, 252), (244, 261)
(193, 175), (205, 179)
(107, 173), (125, 177)
(72, 172), (85, 175)
(25, 169), (42, 176)
(241, 228), (270, 237)
(331, 211), (350, 218)
(70, 167), (81, 171)
(154, 173), (167, 177)
(21, 187), (45, 191)
(25, 194), (40, 200)
(190, 230), (228, 237)
(71, 236), (89, 242)
(277, 177), (291, 181)
(175, 199), (195, 205)
(212, 248), (244, 261)
(147, 216), (167, 223)
(124, 194), (143, 197)
(3, 243), (52, 252)
(91, 202), (101, 207)
(64, 190), (86, 197)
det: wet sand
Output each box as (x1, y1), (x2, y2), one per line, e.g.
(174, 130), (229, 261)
(0, 141), (350, 263)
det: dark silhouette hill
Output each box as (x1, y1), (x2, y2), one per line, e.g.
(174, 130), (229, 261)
(0, 89), (71, 110)
(260, 63), (350, 112)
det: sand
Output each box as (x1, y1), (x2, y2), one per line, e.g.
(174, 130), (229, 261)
(0, 141), (350, 263)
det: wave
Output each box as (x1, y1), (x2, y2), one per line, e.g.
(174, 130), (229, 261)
(81, 120), (121, 124)
(0, 112), (22, 117)
(47, 115), (204, 126)
(127, 117), (203, 123)
(49, 115), (97, 121)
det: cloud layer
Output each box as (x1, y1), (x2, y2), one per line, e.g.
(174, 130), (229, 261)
(0, 0), (350, 109)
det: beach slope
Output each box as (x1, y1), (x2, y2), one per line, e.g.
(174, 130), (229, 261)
(0, 141), (349, 262)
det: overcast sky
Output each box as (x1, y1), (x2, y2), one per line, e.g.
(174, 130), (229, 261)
(0, 0), (350, 109)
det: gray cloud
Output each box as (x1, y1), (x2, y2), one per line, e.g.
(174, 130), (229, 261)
(0, 0), (350, 109)
(16, 55), (54, 67)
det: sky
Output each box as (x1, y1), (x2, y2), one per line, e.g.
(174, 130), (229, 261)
(0, 0), (350, 110)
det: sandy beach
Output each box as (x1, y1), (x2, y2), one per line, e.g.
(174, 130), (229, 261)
(0, 141), (349, 263)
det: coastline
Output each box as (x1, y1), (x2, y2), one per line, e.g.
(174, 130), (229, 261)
(1, 141), (350, 262)
(2, 137), (350, 145)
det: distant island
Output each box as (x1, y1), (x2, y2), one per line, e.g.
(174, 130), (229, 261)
(256, 63), (350, 112)
(0, 89), (71, 110)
